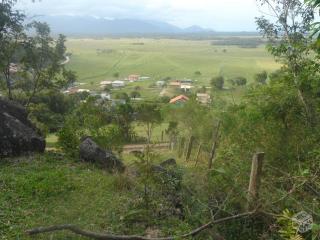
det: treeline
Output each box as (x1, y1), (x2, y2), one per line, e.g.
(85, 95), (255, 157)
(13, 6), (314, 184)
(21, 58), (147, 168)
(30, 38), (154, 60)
(211, 37), (266, 48)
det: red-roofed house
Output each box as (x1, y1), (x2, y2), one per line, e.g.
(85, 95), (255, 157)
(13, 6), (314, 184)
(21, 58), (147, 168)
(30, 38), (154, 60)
(169, 95), (189, 105)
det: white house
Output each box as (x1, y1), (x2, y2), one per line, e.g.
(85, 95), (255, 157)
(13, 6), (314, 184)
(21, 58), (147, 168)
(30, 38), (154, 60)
(112, 80), (125, 88)
(180, 83), (193, 92)
(101, 93), (111, 100)
(100, 80), (112, 85)
(156, 81), (166, 87)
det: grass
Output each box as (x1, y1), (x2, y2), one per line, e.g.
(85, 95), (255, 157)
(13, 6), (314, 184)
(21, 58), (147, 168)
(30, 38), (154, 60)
(46, 134), (58, 149)
(0, 151), (209, 240)
(65, 38), (280, 100)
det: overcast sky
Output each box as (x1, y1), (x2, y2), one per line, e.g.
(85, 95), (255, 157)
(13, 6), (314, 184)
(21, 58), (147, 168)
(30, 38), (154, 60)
(17, 0), (263, 31)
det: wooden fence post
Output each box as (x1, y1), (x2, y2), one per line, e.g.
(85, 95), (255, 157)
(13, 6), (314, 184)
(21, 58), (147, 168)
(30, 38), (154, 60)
(178, 137), (185, 158)
(208, 121), (221, 169)
(185, 136), (195, 162)
(247, 152), (265, 210)
(195, 143), (202, 166)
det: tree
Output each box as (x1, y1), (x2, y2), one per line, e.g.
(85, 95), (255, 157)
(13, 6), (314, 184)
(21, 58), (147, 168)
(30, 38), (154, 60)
(136, 103), (163, 144)
(194, 71), (201, 76)
(113, 103), (135, 141)
(113, 72), (120, 78)
(0, 0), (25, 99)
(254, 71), (268, 84)
(211, 76), (224, 90)
(230, 76), (247, 86)
(130, 91), (141, 99)
(114, 92), (130, 102)
(306, 0), (320, 39)
(20, 22), (70, 106)
(256, 0), (316, 124)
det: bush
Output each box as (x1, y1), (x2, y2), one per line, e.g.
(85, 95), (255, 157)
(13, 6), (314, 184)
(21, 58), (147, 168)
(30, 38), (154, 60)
(211, 76), (225, 90)
(255, 71), (268, 84)
(230, 77), (247, 86)
(57, 114), (83, 157)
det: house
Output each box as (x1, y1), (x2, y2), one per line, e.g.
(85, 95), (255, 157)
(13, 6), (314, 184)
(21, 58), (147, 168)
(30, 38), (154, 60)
(181, 79), (193, 84)
(169, 81), (181, 88)
(63, 88), (90, 95)
(169, 95), (189, 105)
(140, 76), (150, 80)
(112, 80), (125, 88)
(101, 93), (111, 100)
(196, 93), (211, 105)
(128, 74), (140, 82)
(180, 83), (193, 92)
(156, 81), (166, 87)
(100, 80), (112, 87)
(78, 89), (91, 93)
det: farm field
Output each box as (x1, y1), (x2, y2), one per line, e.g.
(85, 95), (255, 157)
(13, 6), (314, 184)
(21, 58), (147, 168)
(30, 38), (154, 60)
(65, 38), (280, 99)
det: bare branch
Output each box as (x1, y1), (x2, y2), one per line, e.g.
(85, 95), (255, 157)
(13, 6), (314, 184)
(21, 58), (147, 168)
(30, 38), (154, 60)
(26, 211), (256, 240)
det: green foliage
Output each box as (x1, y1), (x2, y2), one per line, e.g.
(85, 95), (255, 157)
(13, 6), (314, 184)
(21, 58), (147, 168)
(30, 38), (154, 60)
(229, 76), (247, 86)
(57, 113), (83, 157)
(113, 72), (120, 78)
(254, 70), (268, 84)
(136, 103), (163, 143)
(114, 92), (130, 102)
(194, 70), (201, 76)
(130, 90), (141, 99)
(277, 210), (302, 240)
(211, 76), (225, 90)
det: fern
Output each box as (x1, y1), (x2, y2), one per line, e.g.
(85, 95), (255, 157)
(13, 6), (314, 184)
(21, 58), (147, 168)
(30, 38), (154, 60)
(277, 209), (304, 240)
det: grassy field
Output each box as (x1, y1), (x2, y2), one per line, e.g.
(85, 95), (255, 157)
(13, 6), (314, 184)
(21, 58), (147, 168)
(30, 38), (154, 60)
(65, 38), (279, 99)
(0, 151), (210, 240)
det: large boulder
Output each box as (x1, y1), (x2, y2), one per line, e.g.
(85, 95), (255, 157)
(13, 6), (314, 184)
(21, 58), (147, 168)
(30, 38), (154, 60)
(0, 98), (46, 157)
(79, 137), (125, 172)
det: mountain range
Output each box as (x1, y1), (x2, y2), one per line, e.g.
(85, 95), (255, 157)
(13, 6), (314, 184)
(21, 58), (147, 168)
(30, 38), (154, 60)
(33, 15), (214, 36)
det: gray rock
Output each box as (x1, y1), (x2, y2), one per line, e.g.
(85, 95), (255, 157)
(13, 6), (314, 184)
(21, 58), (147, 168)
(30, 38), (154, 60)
(79, 137), (125, 172)
(0, 98), (45, 157)
(160, 158), (177, 168)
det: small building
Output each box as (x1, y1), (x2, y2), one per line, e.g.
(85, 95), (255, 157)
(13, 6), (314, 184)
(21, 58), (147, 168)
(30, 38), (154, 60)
(169, 95), (189, 105)
(196, 93), (211, 105)
(112, 80), (125, 88)
(156, 81), (166, 87)
(140, 76), (150, 80)
(100, 80), (112, 86)
(78, 89), (91, 93)
(101, 93), (111, 100)
(181, 79), (193, 84)
(181, 83), (193, 92)
(128, 74), (140, 82)
(169, 81), (181, 88)
(63, 88), (90, 95)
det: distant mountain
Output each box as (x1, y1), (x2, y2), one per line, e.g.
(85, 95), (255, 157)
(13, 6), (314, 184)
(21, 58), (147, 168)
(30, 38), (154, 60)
(33, 15), (214, 36)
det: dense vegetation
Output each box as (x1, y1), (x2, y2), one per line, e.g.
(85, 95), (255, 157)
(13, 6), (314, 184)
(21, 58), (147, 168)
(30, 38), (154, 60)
(1, 0), (320, 240)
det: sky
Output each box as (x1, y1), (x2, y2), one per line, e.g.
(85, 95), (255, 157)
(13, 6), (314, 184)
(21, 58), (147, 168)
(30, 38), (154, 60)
(17, 0), (263, 31)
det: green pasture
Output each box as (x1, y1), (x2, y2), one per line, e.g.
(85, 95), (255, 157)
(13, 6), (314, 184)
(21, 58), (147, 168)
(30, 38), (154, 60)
(65, 38), (279, 94)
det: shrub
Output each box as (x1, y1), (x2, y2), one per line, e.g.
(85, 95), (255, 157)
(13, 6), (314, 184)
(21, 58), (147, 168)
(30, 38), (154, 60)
(211, 76), (225, 90)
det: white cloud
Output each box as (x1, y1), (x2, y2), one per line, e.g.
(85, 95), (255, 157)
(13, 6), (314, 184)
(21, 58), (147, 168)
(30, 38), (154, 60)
(17, 0), (261, 31)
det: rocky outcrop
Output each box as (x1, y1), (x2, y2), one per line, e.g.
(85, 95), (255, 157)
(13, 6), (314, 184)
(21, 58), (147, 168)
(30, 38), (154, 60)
(160, 158), (177, 168)
(79, 137), (125, 172)
(0, 98), (46, 157)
